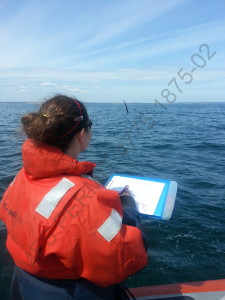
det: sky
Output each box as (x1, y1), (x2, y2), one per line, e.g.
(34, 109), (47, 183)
(0, 0), (225, 103)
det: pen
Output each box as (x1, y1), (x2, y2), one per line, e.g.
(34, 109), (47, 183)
(119, 185), (129, 195)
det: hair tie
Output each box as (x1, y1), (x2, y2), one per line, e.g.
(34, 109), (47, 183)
(74, 116), (83, 122)
(42, 114), (49, 118)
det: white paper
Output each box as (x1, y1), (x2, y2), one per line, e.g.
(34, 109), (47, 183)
(106, 176), (165, 215)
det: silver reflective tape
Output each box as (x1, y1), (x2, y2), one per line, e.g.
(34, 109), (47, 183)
(10, 173), (18, 186)
(35, 178), (75, 219)
(97, 209), (122, 242)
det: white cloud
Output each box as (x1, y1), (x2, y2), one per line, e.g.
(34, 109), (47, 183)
(81, 0), (184, 48)
(0, 0), (224, 103)
(43, 17), (225, 71)
(18, 88), (27, 93)
(0, 67), (173, 84)
(0, 0), (185, 68)
(66, 87), (88, 94)
(41, 82), (57, 86)
(1, 66), (224, 84)
(68, 20), (225, 70)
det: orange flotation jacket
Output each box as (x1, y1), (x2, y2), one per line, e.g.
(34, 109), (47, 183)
(0, 139), (147, 287)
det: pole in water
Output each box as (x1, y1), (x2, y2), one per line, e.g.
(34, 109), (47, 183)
(123, 100), (129, 114)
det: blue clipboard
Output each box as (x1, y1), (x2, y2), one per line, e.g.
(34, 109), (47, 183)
(105, 174), (177, 220)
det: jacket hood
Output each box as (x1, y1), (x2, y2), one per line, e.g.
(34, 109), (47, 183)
(22, 139), (96, 179)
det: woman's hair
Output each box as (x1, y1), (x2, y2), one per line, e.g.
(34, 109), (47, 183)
(21, 94), (90, 151)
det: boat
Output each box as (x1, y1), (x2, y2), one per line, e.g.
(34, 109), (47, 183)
(130, 279), (225, 299)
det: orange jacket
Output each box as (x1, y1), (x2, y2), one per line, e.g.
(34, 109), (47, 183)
(0, 139), (147, 287)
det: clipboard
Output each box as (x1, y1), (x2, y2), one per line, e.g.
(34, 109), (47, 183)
(105, 174), (177, 220)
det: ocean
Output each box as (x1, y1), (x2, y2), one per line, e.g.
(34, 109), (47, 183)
(0, 101), (225, 299)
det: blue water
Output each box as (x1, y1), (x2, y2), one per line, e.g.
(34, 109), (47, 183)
(0, 101), (225, 299)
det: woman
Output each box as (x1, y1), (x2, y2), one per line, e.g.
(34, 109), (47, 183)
(0, 95), (148, 300)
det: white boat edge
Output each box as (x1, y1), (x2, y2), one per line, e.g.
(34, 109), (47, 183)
(130, 279), (225, 300)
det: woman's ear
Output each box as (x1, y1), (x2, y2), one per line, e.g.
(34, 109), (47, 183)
(77, 128), (85, 144)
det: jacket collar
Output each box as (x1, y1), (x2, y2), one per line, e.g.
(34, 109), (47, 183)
(22, 139), (96, 179)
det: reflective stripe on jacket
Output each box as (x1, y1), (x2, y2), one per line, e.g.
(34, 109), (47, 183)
(0, 139), (147, 287)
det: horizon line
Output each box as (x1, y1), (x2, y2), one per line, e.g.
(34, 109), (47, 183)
(0, 101), (224, 105)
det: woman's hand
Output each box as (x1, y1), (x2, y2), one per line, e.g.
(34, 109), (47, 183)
(120, 191), (137, 210)
(120, 188), (132, 198)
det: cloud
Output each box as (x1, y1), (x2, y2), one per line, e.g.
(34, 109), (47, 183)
(0, 67), (175, 83)
(1, 65), (224, 102)
(1, 66), (225, 84)
(0, 0), (185, 68)
(41, 82), (57, 86)
(64, 87), (88, 94)
(80, 0), (184, 48)
(18, 88), (27, 93)
(66, 19), (225, 70)
(42, 17), (225, 71)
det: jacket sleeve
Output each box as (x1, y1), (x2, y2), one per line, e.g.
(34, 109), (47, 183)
(76, 188), (148, 287)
